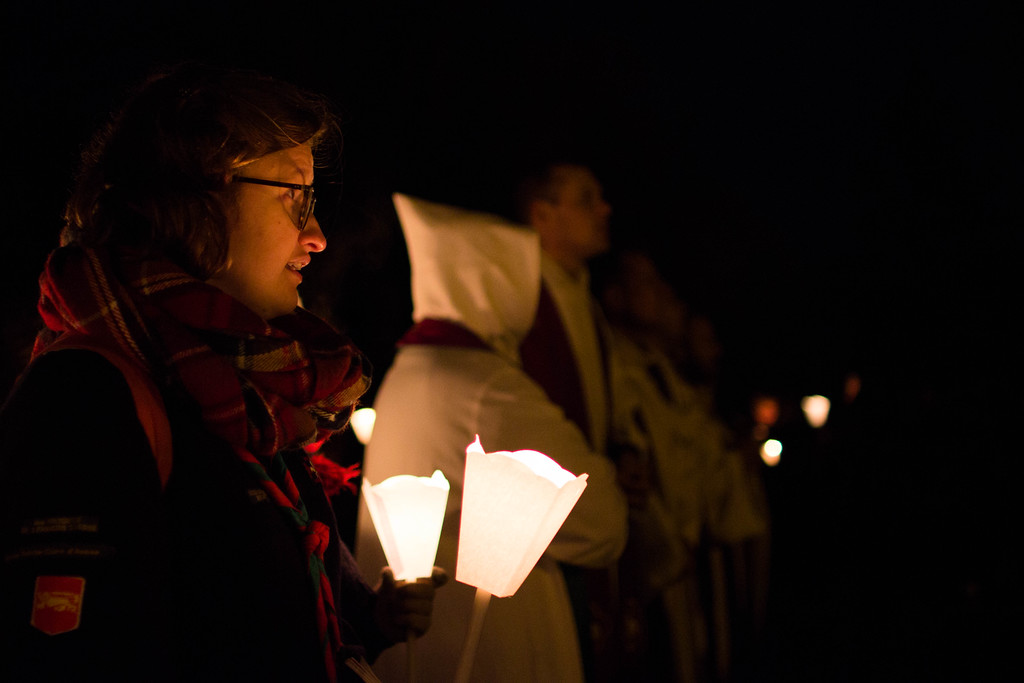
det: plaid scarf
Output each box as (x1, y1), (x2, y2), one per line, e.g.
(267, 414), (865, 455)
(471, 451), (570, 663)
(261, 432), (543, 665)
(34, 245), (370, 681)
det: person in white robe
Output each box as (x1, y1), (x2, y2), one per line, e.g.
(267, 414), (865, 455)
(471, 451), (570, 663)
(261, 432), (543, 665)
(355, 193), (629, 683)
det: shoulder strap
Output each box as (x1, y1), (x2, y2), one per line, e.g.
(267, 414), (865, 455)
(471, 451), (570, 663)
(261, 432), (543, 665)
(38, 336), (173, 490)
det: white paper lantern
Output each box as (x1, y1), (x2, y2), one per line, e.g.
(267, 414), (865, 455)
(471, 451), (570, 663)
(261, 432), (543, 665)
(455, 435), (588, 597)
(361, 470), (450, 582)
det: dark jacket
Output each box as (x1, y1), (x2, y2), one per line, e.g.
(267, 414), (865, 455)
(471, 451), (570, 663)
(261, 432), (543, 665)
(1, 350), (389, 682)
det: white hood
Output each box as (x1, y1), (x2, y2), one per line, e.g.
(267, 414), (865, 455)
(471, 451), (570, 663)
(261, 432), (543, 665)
(393, 193), (540, 363)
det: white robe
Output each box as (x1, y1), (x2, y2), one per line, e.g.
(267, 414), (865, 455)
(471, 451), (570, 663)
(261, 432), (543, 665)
(355, 194), (628, 682)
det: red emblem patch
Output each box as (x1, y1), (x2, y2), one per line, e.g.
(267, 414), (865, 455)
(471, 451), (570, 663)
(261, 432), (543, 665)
(30, 576), (85, 635)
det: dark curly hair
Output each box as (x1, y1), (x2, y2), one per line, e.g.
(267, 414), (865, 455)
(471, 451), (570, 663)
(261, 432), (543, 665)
(62, 62), (339, 279)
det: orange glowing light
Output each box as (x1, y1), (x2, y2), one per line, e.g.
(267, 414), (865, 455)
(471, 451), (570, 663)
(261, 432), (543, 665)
(753, 396), (780, 426)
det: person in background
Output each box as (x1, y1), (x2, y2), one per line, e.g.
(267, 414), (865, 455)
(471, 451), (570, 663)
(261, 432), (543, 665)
(0, 62), (444, 683)
(597, 247), (770, 682)
(516, 162), (613, 464)
(515, 161), (642, 680)
(355, 193), (628, 682)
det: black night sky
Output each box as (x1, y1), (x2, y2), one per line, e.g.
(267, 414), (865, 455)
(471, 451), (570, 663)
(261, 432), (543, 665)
(5, 2), (1020, 680)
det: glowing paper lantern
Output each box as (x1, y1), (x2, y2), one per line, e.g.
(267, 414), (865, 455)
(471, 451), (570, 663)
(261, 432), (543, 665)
(801, 394), (831, 428)
(453, 435), (589, 683)
(456, 435), (589, 596)
(350, 407), (376, 445)
(361, 470), (450, 582)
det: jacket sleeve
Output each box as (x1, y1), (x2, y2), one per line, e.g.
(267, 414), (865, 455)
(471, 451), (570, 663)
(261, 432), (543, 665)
(0, 350), (170, 681)
(474, 366), (629, 569)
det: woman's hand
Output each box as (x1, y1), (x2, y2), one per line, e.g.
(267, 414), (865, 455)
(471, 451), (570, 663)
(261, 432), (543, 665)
(373, 566), (449, 643)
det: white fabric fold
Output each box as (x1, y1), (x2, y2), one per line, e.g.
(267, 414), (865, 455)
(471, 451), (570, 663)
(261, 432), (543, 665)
(393, 192), (540, 364)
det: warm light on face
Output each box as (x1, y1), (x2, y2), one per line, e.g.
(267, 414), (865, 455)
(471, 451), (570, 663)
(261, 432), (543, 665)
(209, 145), (323, 319)
(350, 407), (376, 445)
(801, 394), (831, 428)
(761, 439), (782, 466)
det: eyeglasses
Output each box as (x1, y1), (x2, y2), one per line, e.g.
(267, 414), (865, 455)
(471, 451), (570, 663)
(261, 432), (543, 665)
(234, 176), (317, 232)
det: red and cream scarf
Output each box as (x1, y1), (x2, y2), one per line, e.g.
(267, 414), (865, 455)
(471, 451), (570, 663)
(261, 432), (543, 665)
(34, 245), (370, 681)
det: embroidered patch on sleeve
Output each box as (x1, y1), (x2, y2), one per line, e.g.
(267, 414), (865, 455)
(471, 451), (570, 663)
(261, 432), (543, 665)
(30, 575), (86, 635)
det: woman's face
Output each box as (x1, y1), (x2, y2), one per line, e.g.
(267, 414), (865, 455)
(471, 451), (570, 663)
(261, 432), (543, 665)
(208, 144), (326, 320)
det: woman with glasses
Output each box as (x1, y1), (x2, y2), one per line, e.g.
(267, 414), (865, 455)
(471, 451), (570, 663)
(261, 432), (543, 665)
(0, 63), (445, 682)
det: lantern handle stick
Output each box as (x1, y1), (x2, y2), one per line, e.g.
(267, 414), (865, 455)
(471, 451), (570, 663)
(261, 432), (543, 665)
(406, 630), (415, 683)
(403, 575), (431, 683)
(454, 587), (492, 683)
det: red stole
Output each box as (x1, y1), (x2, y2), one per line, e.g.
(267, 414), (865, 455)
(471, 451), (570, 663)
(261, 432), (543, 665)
(519, 282), (594, 447)
(398, 318), (491, 350)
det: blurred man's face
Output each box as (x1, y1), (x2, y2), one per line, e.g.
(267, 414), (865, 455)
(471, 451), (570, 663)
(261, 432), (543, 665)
(534, 165), (612, 269)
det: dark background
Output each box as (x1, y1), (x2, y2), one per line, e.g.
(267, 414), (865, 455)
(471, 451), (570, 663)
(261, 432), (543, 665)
(5, 2), (1019, 680)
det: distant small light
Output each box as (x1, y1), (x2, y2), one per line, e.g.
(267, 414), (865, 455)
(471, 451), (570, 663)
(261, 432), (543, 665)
(844, 373), (862, 403)
(753, 396), (780, 426)
(761, 439), (782, 466)
(351, 407), (376, 445)
(801, 395), (831, 428)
